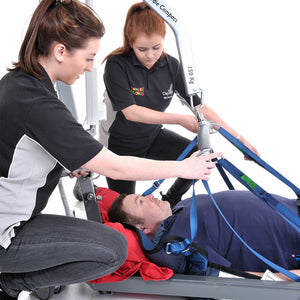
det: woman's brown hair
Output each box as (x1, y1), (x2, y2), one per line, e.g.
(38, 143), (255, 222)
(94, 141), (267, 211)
(9, 0), (105, 80)
(103, 2), (166, 62)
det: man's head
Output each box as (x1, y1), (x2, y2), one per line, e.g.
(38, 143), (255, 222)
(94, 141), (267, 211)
(108, 193), (172, 238)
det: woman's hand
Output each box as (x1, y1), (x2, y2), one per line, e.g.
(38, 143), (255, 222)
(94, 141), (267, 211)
(68, 169), (90, 179)
(180, 151), (223, 181)
(83, 148), (222, 182)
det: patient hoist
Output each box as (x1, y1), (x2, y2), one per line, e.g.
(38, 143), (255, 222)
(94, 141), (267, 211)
(36, 0), (300, 299)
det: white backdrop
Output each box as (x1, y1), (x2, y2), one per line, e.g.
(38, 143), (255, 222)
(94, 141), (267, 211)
(1, 1), (299, 214)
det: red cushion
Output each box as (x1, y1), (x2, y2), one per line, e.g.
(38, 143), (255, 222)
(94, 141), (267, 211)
(89, 187), (173, 283)
(96, 187), (119, 222)
(89, 222), (173, 283)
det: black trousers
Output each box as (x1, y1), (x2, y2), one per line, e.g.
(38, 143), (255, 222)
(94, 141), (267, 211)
(0, 214), (127, 297)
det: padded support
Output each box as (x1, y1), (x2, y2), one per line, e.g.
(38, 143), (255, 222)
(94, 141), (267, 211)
(87, 274), (300, 300)
(77, 176), (102, 223)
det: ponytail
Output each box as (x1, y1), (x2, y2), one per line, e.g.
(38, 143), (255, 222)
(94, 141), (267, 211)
(102, 2), (166, 63)
(9, 0), (105, 80)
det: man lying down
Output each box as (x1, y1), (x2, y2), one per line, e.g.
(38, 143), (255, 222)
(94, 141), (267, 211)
(108, 189), (300, 281)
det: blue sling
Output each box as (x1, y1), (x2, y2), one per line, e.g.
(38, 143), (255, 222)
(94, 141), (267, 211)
(142, 126), (300, 281)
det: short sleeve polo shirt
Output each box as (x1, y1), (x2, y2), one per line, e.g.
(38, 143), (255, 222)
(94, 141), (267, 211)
(0, 67), (103, 248)
(100, 51), (201, 155)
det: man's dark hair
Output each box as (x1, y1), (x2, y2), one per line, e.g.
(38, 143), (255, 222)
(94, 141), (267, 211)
(108, 193), (144, 225)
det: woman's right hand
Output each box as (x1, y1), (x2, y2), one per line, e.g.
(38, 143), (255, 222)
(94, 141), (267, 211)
(180, 151), (223, 181)
(82, 148), (222, 182)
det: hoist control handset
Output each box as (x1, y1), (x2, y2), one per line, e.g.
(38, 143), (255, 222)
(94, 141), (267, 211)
(194, 103), (212, 156)
(198, 120), (212, 156)
(143, 0), (201, 98)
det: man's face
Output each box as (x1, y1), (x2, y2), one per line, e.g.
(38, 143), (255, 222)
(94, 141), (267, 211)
(122, 193), (172, 234)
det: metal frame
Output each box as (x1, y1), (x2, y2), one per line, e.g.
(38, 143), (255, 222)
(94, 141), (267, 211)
(87, 274), (300, 300)
(54, 1), (300, 299)
(143, 0), (213, 155)
(143, 0), (201, 98)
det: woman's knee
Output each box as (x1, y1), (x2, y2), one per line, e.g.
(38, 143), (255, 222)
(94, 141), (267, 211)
(25, 215), (128, 266)
(80, 221), (128, 268)
(98, 227), (128, 267)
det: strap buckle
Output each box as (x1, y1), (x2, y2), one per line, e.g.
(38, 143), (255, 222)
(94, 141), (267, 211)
(153, 180), (161, 189)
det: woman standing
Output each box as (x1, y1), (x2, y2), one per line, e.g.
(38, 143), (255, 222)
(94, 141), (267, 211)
(99, 2), (258, 206)
(0, 0), (221, 298)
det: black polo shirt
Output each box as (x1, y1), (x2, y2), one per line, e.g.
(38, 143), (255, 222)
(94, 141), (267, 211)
(0, 67), (102, 248)
(100, 50), (201, 155)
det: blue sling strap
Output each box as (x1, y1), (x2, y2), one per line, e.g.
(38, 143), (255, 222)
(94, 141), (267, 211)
(216, 127), (300, 229)
(202, 179), (300, 282)
(189, 180), (198, 242)
(142, 131), (234, 196)
(217, 157), (300, 231)
(201, 127), (300, 281)
(140, 179), (209, 273)
(142, 125), (300, 280)
(218, 127), (300, 198)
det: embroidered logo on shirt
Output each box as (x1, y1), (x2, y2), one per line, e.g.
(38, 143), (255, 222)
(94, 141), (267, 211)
(162, 83), (174, 100)
(131, 86), (144, 96)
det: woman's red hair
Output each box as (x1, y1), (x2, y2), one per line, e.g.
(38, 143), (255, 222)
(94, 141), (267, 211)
(103, 2), (166, 62)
